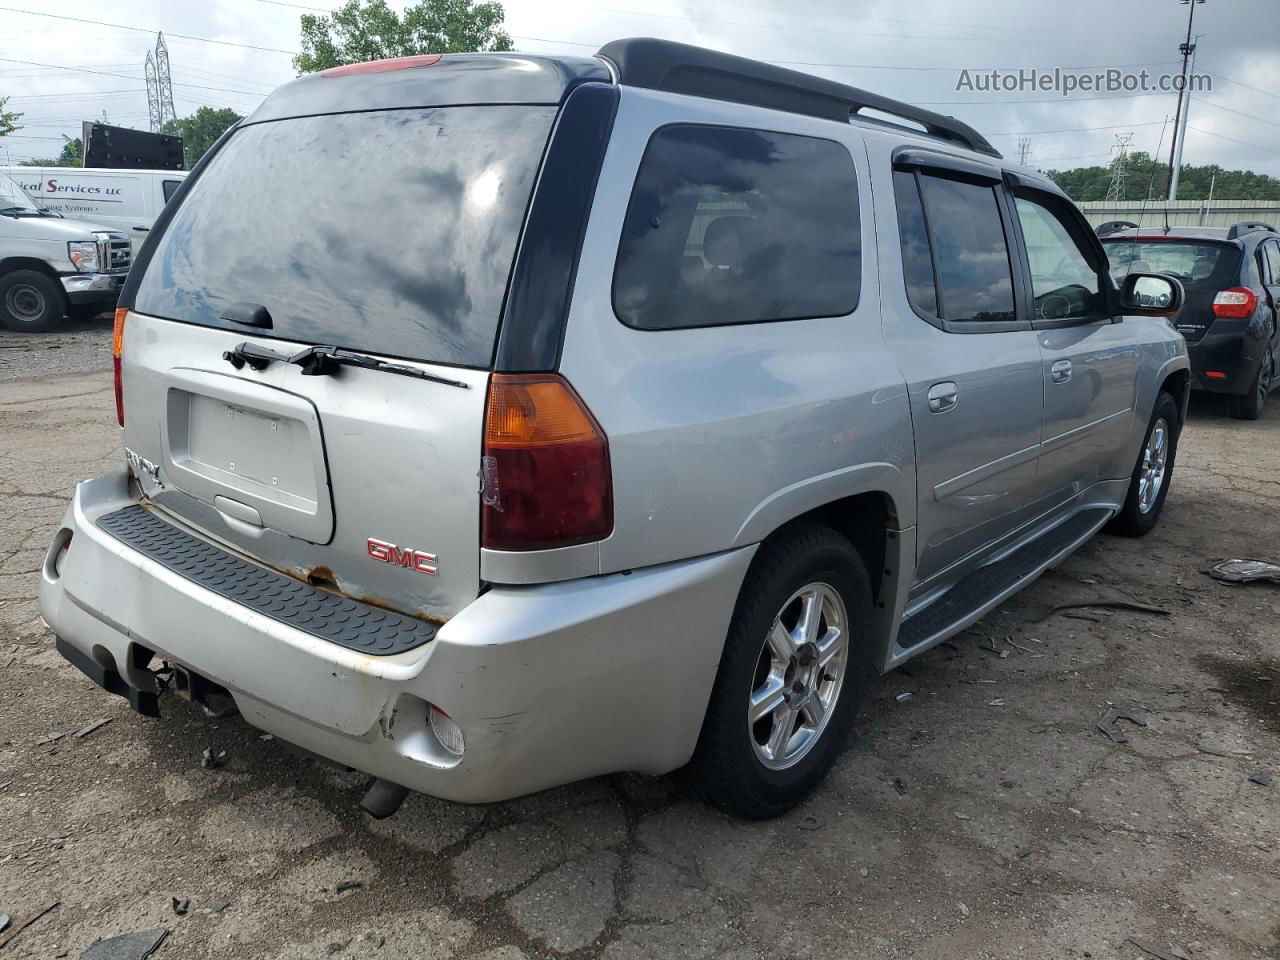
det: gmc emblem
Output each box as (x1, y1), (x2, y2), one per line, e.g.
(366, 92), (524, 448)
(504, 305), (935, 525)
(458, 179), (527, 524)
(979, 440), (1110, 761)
(367, 538), (438, 576)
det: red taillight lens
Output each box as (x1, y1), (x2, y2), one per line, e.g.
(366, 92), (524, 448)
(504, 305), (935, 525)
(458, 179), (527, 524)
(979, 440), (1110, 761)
(481, 374), (612, 551)
(1212, 287), (1257, 319)
(321, 54), (443, 77)
(112, 307), (127, 427)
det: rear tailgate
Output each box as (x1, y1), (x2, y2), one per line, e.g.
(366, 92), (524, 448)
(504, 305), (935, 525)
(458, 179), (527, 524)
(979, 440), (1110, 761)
(121, 315), (488, 620)
(118, 101), (558, 622)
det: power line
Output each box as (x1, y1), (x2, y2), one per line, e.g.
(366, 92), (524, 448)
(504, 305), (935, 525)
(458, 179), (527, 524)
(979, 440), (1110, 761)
(1187, 124), (1278, 155)
(0, 56), (269, 99)
(1212, 71), (1280, 103)
(0, 7), (296, 55)
(989, 120), (1169, 137)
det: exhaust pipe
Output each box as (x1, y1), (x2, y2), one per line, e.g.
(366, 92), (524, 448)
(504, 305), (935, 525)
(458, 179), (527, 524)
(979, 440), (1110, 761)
(359, 778), (409, 819)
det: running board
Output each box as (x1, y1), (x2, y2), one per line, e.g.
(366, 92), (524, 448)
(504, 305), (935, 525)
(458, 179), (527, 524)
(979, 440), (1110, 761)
(895, 507), (1112, 654)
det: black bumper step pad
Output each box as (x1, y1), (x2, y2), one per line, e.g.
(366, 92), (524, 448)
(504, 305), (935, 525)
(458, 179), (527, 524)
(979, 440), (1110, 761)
(96, 505), (436, 656)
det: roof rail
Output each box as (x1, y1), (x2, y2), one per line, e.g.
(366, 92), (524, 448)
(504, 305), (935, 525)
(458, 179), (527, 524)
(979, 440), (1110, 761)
(596, 38), (1002, 159)
(1226, 220), (1276, 240)
(1095, 220), (1140, 237)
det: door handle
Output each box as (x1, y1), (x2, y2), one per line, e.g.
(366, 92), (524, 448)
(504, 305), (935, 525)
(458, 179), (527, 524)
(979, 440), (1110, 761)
(927, 381), (959, 413)
(1051, 359), (1073, 383)
(133, 226), (150, 232)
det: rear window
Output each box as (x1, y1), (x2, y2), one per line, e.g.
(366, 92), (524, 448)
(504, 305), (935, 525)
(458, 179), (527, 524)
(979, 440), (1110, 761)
(1103, 239), (1240, 291)
(612, 124), (861, 330)
(133, 106), (555, 367)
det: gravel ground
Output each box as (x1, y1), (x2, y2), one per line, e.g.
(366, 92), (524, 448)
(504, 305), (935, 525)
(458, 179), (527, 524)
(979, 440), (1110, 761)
(0, 313), (113, 383)
(1, 362), (1277, 960)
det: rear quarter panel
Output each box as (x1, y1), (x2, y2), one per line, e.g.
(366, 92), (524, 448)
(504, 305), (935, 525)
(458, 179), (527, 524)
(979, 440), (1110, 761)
(1118, 317), (1190, 472)
(558, 87), (915, 575)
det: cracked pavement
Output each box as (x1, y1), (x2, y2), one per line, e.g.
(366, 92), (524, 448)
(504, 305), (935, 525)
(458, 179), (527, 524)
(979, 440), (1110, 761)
(1, 332), (1278, 959)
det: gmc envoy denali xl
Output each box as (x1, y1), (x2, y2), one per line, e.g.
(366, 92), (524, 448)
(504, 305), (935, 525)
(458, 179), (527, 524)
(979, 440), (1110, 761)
(39, 39), (1190, 819)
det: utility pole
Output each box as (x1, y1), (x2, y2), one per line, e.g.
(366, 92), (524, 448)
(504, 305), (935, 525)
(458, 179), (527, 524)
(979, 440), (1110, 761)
(1106, 132), (1135, 202)
(1016, 136), (1033, 167)
(1166, 0), (1204, 200)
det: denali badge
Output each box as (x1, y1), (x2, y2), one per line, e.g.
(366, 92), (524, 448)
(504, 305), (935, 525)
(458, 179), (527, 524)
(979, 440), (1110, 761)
(367, 538), (438, 576)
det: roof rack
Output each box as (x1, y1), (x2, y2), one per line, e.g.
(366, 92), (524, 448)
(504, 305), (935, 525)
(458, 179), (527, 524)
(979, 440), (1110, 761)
(1226, 220), (1276, 240)
(1095, 220), (1140, 237)
(596, 38), (1002, 159)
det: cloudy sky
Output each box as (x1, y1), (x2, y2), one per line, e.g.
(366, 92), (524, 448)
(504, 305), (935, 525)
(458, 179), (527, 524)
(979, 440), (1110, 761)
(3, 0), (1278, 178)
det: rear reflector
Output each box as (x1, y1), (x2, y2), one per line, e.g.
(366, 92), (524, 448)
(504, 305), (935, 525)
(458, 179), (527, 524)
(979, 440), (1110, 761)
(481, 374), (613, 551)
(321, 54), (443, 77)
(1205, 370), (1228, 380)
(1212, 287), (1257, 319)
(112, 308), (127, 427)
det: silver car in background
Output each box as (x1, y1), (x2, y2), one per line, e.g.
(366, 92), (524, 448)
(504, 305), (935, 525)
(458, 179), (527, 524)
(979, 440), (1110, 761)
(39, 39), (1189, 819)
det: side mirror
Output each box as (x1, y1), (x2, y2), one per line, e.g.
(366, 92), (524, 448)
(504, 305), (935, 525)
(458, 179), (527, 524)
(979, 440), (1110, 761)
(1119, 272), (1184, 317)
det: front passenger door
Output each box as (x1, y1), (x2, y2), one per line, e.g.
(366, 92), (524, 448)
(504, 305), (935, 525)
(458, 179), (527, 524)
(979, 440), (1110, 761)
(1011, 189), (1140, 499)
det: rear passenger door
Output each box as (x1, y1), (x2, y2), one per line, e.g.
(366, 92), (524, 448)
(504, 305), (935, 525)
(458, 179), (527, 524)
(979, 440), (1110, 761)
(882, 152), (1045, 590)
(1259, 239), (1280, 349)
(1009, 186), (1140, 496)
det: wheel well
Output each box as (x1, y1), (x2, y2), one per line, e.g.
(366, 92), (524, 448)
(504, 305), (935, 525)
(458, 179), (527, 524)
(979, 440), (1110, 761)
(1160, 368), (1190, 422)
(768, 492), (897, 605)
(0, 257), (62, 282)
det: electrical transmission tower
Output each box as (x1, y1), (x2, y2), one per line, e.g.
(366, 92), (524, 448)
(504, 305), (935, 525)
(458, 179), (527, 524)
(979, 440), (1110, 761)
(1106, 132), (1135, 202)
(1016, 136), (1033, 167)
(145, 33), (177, 132)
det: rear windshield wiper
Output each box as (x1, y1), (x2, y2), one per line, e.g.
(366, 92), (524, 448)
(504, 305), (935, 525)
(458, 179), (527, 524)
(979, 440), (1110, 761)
(222, 341), (468, 389)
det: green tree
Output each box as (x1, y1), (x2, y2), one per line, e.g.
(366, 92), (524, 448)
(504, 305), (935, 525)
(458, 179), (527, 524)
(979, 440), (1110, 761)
(161, 106), (243, 168)
(1046, 151), (1280, 202)
(295, 0), (512, 73)
(18, 136), (82, 168)
(0, 95), (21, 138)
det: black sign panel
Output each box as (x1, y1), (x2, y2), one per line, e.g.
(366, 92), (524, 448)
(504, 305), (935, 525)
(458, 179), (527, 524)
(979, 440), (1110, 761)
(81, 122), (185, 170)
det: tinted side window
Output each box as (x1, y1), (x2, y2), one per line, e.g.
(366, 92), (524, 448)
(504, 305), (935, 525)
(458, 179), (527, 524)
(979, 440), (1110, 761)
(1013, 195), (1106, 320)
(919, 175), (1015, 323)
(613, 124), (860, 330)
(162, 179), (181, 202)
(892, 169), (937, 316)
(1262, 240), (1280, 285)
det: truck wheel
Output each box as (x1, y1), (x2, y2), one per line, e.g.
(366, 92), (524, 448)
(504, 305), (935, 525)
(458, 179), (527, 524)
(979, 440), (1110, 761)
(682, 522), (873, 819)
(1228, 348), (1272, 421)
(1108, 391), (1180, 537)
(0, 270), (64, 332)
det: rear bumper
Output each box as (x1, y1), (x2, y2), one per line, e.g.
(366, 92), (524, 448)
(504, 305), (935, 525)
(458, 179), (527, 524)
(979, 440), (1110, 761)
(60, 271), (125, 306)
(1186, 330), (1261, 395)
(40, 470), (755, 803)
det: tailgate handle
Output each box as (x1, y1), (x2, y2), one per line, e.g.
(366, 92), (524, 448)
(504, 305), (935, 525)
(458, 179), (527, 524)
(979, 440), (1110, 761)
(220, 301), (273, 329)
(214, 495), (264, 528)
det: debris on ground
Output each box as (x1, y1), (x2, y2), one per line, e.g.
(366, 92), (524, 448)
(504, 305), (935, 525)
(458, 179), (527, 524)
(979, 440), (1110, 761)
(170, 897), (189, 916)
(895, 692), (913, 703)
(80, 928), (169, 960)
(893, 777), (907, 796)
(797, 815), (820, 831)
(0, 914), (9, 934)
(0, 901), (58, 950)
(1035, 599), (1170, 623)
(200, 748), (226, 770)
(1097, 706), (1148, 743)
(335, 881), (364, 894)
(1205, 558), (1280, 585)
(1125, 936), (1192, 960)
(72, 718), (112, 740)
(1249, 772), (1273, 786)
(37, 731), (65, 745)
(205, 900), (230, 915)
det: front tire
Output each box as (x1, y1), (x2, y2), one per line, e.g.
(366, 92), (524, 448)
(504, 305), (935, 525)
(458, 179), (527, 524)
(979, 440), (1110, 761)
(683, 522), (873, 819)
(0, 270), (64, 333)
(1229, 347), (1272, 421)
(1108, 390), (1180, 537)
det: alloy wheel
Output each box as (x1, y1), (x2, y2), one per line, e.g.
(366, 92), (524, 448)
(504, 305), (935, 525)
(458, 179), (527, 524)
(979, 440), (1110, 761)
(748, 582), (848, 770)
(1137, 417), (1170, 514)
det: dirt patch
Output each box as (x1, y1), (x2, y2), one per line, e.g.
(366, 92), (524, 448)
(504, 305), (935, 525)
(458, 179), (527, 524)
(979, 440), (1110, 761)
(1198, 655), (1280, 736)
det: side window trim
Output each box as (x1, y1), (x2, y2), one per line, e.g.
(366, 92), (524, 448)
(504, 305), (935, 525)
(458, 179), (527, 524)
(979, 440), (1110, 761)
(891, 161), (1031, 334)
(1006, 183), (1116, 329)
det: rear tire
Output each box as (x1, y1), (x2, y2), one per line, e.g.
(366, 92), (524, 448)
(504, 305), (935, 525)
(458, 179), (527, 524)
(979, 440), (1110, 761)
(1229, 348), (1272, 421)
(0, 270), (64, 333)
(682, 522), (873, 819)
(1108, 391), (1180, 537)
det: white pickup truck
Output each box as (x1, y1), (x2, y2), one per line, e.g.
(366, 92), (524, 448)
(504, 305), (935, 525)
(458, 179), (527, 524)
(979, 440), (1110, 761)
(1, 172), (131, 331)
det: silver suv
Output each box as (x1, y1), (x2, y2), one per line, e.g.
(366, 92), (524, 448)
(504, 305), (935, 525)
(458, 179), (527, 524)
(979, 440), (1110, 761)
(39, 39), (1190, 819)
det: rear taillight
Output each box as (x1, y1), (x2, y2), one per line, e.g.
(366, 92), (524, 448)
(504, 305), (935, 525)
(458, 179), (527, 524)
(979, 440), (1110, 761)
(1212, 287), (1257, 319)
(112, 307), (127, 426)
(481, 373), (613, 551)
